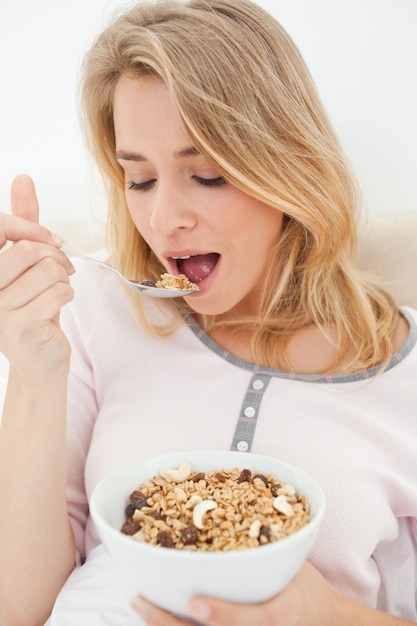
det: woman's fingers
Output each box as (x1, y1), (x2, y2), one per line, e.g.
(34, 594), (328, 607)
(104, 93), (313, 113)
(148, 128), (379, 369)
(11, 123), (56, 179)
(185, 563), (338, 626)
(0, 255), (73, 310)
(10, 174), (40, 223)
(130, 563), (338, 626)
(0, 239), (75, 372)
(0, 212), (63, 250)
(0, 175), (74, 375)
(0, 175), (63, 250)
(0, 262), (74, 375)
(0, 240), (74, 293)
(130, 597), (188, 625)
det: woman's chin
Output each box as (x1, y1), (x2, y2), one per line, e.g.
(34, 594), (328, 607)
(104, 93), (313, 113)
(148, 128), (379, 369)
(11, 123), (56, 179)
(185, 297), (231, 317)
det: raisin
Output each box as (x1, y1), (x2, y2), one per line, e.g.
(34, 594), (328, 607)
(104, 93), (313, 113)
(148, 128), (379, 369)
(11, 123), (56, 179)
(237, 468), (252, 483)
(252, 474), (269, 487)
(128, 490), (148, 509)
(158, 530), (175, 548)
(148, 510), (166, 521)
(124, 503), (137, 518)
(180, 524), (199, 545)
(270, 483), (281, 497)
(191, 472), (206, 483)
(259, 525), (271, 543)
(121, 520), (141, 536)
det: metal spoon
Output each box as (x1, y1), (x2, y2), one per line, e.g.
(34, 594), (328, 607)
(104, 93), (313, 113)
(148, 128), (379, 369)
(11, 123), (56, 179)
(61, 248), (198, 298)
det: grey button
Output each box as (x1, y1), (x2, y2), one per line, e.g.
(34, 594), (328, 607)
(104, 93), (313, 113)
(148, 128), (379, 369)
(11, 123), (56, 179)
(237, 440), (249, 452)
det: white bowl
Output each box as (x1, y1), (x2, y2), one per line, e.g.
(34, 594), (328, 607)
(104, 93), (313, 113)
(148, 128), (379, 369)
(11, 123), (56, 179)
(90, 450), (325, 616)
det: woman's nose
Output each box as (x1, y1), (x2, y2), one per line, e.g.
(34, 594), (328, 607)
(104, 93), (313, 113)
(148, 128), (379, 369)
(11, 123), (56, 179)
(149, 182), (197, 235)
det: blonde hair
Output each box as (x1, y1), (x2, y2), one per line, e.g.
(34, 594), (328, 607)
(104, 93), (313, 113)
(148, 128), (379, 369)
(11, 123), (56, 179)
(81, 0), (398, 372)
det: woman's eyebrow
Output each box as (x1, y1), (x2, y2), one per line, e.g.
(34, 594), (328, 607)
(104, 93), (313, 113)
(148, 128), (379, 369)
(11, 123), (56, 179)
(174, 146), (200, 159)
(115, 151), (146, 162)
(115, 146), (200, 161)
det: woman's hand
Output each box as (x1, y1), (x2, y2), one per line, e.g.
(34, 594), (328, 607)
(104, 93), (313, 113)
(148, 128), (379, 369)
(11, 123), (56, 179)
(0, 175), (75, 378)
(130, 562), (339, 626)
(0, 174), (77, 625)
(130, 561), (414, 626)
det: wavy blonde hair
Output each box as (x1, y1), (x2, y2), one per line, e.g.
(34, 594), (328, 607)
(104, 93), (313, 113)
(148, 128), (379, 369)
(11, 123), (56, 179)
(80, 0), (398, 372)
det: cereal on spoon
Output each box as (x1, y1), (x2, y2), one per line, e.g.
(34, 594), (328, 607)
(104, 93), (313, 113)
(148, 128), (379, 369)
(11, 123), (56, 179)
(155, 273), (199, 292)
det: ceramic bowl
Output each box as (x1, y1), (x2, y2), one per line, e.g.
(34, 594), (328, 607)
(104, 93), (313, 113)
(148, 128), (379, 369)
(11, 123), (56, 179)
(90, 450), (325, 617)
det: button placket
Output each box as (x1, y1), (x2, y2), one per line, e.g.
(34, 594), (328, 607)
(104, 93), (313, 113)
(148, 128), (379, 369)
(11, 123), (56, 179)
(230, 372), (271, 452)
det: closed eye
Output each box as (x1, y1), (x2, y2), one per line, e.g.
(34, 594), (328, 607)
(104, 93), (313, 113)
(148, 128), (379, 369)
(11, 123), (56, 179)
(127, 179), (156, 191)
(127, 176), (227, 191)
(193, 175), (227, 187)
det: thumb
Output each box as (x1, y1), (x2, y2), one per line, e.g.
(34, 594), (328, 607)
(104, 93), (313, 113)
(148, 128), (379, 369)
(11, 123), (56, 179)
(11, 174), (40, 223)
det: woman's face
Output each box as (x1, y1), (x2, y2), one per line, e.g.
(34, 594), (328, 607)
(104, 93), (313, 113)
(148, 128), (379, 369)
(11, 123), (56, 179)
(114, 74), (284, 316)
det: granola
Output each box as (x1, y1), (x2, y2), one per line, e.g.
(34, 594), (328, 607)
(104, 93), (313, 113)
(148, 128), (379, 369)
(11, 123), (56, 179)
(121, 464), (310, 551)
(155, 273), (199, 292)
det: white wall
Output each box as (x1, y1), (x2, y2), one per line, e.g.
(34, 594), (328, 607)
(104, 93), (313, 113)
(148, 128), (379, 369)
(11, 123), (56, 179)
(0, 0), (416, 224)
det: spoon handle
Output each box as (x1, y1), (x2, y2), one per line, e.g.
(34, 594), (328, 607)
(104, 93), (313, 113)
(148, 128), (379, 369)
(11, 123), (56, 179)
(61, 248), (132, 286)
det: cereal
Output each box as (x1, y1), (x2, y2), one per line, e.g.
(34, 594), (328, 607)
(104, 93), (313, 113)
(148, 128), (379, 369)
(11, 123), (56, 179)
(155, 273), (199, 292)
(121, 464), (310, 552)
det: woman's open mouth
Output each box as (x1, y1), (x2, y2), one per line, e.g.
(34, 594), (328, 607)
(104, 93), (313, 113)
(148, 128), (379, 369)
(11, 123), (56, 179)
(171, 253), (220, 285)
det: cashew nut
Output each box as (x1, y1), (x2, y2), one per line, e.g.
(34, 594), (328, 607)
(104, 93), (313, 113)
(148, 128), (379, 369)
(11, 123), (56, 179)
(173, 487), (188, 502)
(132, 529), (145, 542)
(276, 484), (296, 497)
(272, 495), (294, 517)
(184, 494), (203, 509)
(160, 461), (192, 483)
(192, 499), (218, 529)
(248, 519), (261, 539)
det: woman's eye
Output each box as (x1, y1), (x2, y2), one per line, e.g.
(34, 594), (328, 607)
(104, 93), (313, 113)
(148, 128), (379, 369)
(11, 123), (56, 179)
(127, 179), (156, 191)
(127, 175), (226, 191)
(194, 175), (227, 187)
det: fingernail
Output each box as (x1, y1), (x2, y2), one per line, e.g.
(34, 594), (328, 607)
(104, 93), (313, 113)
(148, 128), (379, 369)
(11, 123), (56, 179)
(130, 596), (148, 618)
(188, 599), (212, 621)
(51, 232), (64, 245)
(68, 262), (76, 275)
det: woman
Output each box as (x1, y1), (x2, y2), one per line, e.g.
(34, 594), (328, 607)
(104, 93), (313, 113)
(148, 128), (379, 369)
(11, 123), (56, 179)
(0, 0), (416, 624)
